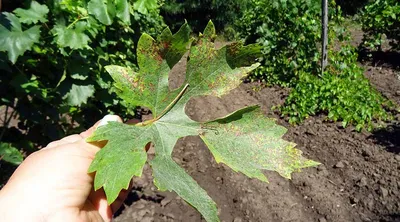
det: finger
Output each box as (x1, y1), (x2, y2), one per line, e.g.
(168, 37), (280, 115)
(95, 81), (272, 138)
(80, 115), (123, 139)
(43, 134), (83, 150)
(88, 188), (112, 222)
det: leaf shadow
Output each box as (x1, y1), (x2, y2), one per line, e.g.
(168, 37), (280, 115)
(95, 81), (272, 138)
(358, 49), (400, 70)
(113, 187), (164, 218)
(368, 123), (400, 154)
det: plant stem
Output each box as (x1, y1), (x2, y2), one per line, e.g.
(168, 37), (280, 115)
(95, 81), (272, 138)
(67, 16), (89, 29)
(136, 84), (190, 126)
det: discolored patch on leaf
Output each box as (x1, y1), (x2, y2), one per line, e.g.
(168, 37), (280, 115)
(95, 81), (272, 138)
(105, 23), (191, 116)
(201, 106), (320, 182)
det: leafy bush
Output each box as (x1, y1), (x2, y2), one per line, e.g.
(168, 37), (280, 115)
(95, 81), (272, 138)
(280, 46), (392, 131)
(361, 0), (400, 51)
(0, 0), (165, 152)
(236, 0), (394, 130)
(161, 0), (249, 33)
(235, 0), (321, 85)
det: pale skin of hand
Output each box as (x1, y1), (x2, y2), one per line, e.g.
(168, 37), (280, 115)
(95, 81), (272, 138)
(0, 115), (129, 222)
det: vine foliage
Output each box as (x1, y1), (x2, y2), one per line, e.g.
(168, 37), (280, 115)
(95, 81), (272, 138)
(0, 0), (163, 164)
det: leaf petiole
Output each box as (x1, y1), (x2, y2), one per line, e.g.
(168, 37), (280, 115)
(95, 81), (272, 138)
(66, 16), (89, 29)
(136, 83), (190, 126)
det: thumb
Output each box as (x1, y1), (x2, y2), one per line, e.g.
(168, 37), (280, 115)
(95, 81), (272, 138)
(80, 115), (123, 139)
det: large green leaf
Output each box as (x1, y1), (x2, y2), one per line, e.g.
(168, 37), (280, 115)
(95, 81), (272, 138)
(0, 13), (41, 64)
(133, 0), (158, 14)
(88, 0), (115, 25)
(14, 1), (49, 25)
(0, 143), (23, 165)
(52, 22), (90, 49)
(88, 21), (318, 222)
(63, 83), (95, 106)
(115, 0), (131, 25)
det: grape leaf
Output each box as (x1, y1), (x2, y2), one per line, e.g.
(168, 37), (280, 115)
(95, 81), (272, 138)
(0, 143), (23, 165)
(52, 22), (90, 49)
(0, 12), (41, 64)
(115, 0), (131, 25)
(13, 1), (49, 25)
(88, 21), (318, 222)
(133, 0), (158, 14)
(88, 0), (115, 25)
(63, 83), (95, 106)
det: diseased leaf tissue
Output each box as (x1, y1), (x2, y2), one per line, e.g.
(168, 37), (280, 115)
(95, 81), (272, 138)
(87, 21), (319, 222)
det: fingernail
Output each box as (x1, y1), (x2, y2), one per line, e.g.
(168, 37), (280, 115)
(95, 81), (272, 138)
(97, 115), (121, 128)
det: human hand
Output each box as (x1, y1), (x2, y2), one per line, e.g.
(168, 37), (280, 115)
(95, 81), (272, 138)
(0, 115), (128, 222)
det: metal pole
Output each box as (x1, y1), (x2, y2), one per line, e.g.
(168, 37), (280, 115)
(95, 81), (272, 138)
(321, 0), (328, 73)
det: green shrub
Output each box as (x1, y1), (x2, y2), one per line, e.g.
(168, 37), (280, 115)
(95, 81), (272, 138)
(361, 0), (400, 51)
(280, 45), (393, 131)
(235, 0), (321, 86)
(0, 0), (165, 150)
(236, 0), (394, 130)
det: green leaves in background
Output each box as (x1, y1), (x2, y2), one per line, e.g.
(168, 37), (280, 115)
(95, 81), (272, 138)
(88, 0), (131, 25)
(0, 13), (41, 64)
(14, 1), (49, 25)
(88, 0), (115, 25)
(53, 22), (91, 49)
(115, 0), (131, 24)
(361, 0), (400, 51)
(134, 0), (158, 14)
(88, 21), (318, 222)
(63, 83), (95, 106)
(0, 143), (23, 165)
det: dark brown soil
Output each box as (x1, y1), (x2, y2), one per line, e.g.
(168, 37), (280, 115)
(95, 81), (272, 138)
(113, 43), (400, 222)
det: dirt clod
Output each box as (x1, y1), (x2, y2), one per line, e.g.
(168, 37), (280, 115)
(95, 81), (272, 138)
(379, 186), (389, 198)
(318, 217), (327, 222)
(334, 161), (345, 168)
(357, 177), (368, 187)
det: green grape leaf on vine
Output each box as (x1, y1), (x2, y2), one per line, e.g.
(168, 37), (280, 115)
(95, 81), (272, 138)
(88, 0), (131, 25)
(52, 22), (91, 49)
(63, 83), (95, 106)
(0, 143), (23, 165)
(13, 1), (49, 25)
(133, 0), (158, 14)
(0, 12), (41, 64)
(87, 21), (319, 222)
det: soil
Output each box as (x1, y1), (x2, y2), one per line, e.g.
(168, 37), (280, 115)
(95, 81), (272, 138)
(113, 42), (400, 222)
